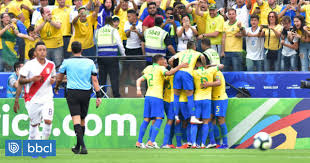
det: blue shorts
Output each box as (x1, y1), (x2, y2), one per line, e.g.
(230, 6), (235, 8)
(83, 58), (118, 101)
(195, 100), (211, 119)
(212, 99), (228, 117)
(144, 96), (165, 118)
(164, 101), (175, 120)
(179, 102), (190, 120)
(173, 71), (194, 90)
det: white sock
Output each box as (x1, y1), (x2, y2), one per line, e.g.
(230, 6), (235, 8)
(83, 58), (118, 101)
(29, 125), (38, 140)
(42, 123), (52, 140)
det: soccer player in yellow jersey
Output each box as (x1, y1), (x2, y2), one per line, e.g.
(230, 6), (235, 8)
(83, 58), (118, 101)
(136, 55), (188, 148)
(210, 69), (229, 149)
(191, 58), (223, 148)
(11, 0), (33, 28)
(221, 8), (245, 71)
(168, 41), (206, 124)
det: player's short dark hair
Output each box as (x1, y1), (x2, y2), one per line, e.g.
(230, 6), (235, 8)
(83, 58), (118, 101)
(152, 54), (164, 63)
(28, 48), (35, 60)
(166, 7), (173, 12)
(147, 2), (156, 8)
(35, 41), (46, 49)
(250, 14), (259, 20)
(154, 16), (163, 26)
(187, 40), (196, 49)
(282, 16), (291, 23)
(13, 61), (23, 72)
(201, 38), (211, 47)
(27, 25), (35, 34)
(127, 9), (136, 15)
(71, 41), (82, 54)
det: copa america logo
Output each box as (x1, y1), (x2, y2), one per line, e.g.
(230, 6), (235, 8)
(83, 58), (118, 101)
(8, 142), (20, 154)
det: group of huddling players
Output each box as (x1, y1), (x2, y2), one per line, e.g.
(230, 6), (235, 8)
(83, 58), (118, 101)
(136, 39), (229, 149)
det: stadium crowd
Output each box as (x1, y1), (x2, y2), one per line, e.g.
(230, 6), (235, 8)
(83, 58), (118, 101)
(2, 0), (310, 93)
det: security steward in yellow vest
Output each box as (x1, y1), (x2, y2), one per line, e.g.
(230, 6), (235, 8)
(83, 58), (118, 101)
(95, 16), (125, 97)
(142, 16), (176, 64)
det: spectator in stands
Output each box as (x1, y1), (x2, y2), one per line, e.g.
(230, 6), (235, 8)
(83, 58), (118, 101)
(252, 0), (281, 26)
(12, 0), (33, 28)
(35, 7), (63, 69)
(97, 0), (115, 29)
(52, 0), (72, 59)
(24, 25), (40, 61)
(293, 15), (310, 71)
(124, 9), (143, 56)
(115, 0), (138, 45)
(139, 0), (165, 21)
(222, 8), (244, 71)
(9, 13), (27, 62)
(197, 4), (224, 56)
(142, 2), (158, 31)
(162, 7), (180, 56)
(122, 9), (143, 88)
(232, 0), (251, 28)
(0, 13), (33, 71)
(68, 5), (99, 58)
(260, 11), (282, 71)
(0, 0), (25, 24)
(96, 16), (125, 97)
(143, 17), (176, 64)
(186, 0), (208, 52)
(279, 0), (304, 26)
(298, 0), (310, 27)
(7, 61), (23, 98)
(176, 14), (197, 52)
(244, 14), (264, 71)
(31, 0), (50, 26)
(280, 16), (298, 71)
(70, 1), (80, 20)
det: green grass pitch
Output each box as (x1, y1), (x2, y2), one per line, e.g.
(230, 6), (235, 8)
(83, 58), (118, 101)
(1, 149), (310, 163)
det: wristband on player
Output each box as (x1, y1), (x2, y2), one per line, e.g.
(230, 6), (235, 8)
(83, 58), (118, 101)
(137, 87), (141, 90)
(96, 91), (103, 98)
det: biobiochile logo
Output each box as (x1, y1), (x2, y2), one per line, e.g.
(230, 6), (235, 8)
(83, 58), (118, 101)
(5, 140), (56, 156)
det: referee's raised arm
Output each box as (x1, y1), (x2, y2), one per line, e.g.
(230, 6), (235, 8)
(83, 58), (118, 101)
(54, 41), (103, 155)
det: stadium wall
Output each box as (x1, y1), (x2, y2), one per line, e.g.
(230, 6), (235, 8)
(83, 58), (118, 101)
(0, 98), (309, 149)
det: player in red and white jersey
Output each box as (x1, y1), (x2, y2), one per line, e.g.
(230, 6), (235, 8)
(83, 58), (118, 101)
(18, 41), (56, 141)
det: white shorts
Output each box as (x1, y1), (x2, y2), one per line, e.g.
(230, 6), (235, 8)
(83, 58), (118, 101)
(25, 101), (54, 125)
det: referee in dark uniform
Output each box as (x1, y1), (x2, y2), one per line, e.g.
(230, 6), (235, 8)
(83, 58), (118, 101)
(54, 41), (103, 154)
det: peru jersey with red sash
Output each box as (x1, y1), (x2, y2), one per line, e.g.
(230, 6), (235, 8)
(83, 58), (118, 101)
(19, 59), (56, 103)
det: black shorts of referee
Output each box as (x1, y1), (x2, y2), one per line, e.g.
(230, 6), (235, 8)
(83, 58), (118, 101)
(66, 89), (92, 119)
